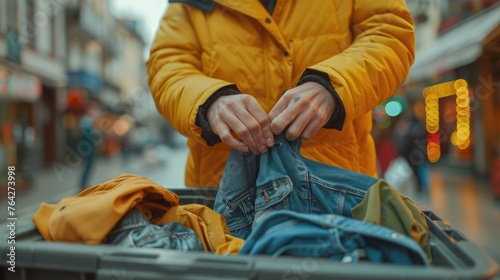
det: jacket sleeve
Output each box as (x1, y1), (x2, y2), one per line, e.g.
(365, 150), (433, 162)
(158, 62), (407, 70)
(146, 4), (235, 143)
(301, 0), (415, 128)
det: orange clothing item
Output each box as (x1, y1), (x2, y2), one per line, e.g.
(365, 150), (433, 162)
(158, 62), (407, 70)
(32, 174), (243, 254)
(158, 205), (244, 254)
(147, 0), (415, 186)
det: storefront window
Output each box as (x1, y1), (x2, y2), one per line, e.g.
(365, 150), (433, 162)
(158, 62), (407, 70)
(23, 0), (36, 48)
(6, 0), (18, 30)
(0, 0), (7, 34)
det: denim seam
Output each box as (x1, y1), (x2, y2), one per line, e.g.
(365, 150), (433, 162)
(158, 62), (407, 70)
(222, 201), (254, 231)
(220, 188), (255, 210)
(308, 174), (367, 198)
(255, 194), (292, 210)
(257, 178), (292, 190)
(323, 218), (422, 253)
(330, 228), (350, 253)
(295, 156), (314, 196)
(225, 219), (253, 231)
(108, 222), (151, 236)
(306, 172), (312, 213)
(271, 242), (330, 258)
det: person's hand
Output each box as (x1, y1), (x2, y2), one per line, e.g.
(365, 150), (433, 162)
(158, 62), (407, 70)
(269, 82), (335, 141)
(207, 94), (274, 154)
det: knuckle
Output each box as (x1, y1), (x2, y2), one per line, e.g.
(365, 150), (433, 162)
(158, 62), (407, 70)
(257, 115), (270, 125)
(297, 100), (309, 110)
(271, 120), (282, 132)
(225, 101), (237, 110)
(236, 128), (250, 139)
(247, 121), (260, 132)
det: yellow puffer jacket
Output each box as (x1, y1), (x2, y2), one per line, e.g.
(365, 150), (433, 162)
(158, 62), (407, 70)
(147, 0), (415, 187)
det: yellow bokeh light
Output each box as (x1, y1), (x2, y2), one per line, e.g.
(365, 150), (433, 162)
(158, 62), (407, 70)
(456, 99), (470, 108)
(454, 79), (468, 90)
(457, 123), (469, 130)
(457, 130), (470, 139)
(426, 118), (439, 125)
(451, 131), (458, 146)
(456, 88), (468, 98)
(422, 79), (470, 162)
(426, 124), (439, 133)
(457, 138), (470, 150)
(425, 93), (438, 101)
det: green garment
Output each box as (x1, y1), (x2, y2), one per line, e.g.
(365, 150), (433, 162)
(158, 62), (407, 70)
(351, 180), (432, 263)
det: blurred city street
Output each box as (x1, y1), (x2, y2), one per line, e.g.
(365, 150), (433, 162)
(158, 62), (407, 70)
(0, 134), (189, 227)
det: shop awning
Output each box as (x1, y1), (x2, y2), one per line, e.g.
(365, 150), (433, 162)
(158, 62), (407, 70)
(0, 65), (42, 103)
(406, 3), (500, 82)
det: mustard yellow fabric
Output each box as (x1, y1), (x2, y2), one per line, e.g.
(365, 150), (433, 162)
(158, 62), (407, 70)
(158, 205), (244, 254)
(32, 174), (243, 254)
(147, 0), (416, 187)
(351, 180), (432, 263)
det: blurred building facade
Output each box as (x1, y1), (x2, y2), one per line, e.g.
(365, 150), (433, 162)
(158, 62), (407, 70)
(0, 0), (150, 186)
(403, 0), (500, 180)
(0, 0), (67, 181)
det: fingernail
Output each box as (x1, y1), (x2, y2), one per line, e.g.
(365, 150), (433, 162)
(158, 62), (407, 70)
(266, 138), (274, 147)
(241, 147), (249, 153)
(259, 145), (267, 153)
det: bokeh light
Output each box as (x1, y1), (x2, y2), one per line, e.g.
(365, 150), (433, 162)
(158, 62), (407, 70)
(376, 116), (391, 129)
(422, 79), (470, 162)
(385, 100), (403, 117)
(113, 118), (131, 136)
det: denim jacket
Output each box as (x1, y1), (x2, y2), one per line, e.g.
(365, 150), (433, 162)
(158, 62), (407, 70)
(214, 134), (428, 265)
(239, 210), (428, 265)
(214, 134), (378, 239)
(105, 208), (204, 251)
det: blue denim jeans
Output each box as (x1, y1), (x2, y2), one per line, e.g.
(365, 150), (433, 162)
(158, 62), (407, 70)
(214, 134), (378, 239)
(105, 208), (204, 251)
(239, 210), (428, 265)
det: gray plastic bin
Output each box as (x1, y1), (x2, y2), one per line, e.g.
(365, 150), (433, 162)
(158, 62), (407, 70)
(1, 186), (498, 280)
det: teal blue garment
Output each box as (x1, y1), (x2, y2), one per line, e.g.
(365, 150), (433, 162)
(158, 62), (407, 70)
(239, 210), (428, 266)
(214, 133), (377, 239)
(215, 133), (429, 265)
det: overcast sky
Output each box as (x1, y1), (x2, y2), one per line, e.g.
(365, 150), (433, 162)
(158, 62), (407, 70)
(110, 0), (168, 58)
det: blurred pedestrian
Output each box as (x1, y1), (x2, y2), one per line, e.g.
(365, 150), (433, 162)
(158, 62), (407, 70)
(393, 106), (428, 192)
(147, 0), (416, 187)
(79, 113), (96, 190)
